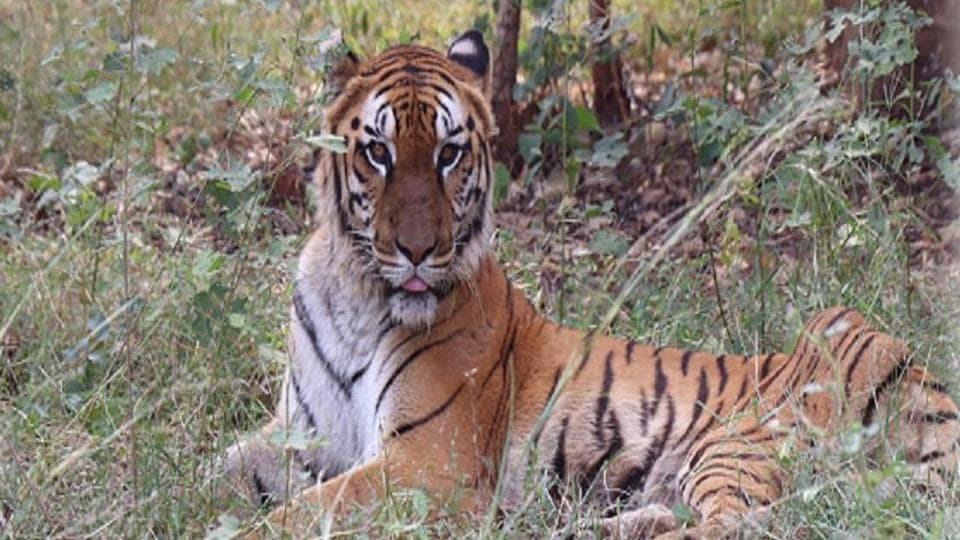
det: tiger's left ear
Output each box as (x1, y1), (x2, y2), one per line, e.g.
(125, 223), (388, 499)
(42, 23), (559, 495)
(324, 49), (361, 100)
(447, 30), (490, 92)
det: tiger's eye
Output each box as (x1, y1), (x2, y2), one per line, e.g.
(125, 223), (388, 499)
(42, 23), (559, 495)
(440, 145), (456, 162)
(366, 141), (391, 169)
(437, 143), (462, 171)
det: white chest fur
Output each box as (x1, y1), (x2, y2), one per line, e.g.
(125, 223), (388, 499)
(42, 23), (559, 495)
(281, 247), (397, 479)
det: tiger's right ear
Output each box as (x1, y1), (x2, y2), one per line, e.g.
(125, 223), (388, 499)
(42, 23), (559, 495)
(447, 30), (490, 93)
(323, 49), (361, 100)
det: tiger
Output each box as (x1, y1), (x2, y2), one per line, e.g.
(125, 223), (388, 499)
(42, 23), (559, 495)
(223, 30), (960, 538)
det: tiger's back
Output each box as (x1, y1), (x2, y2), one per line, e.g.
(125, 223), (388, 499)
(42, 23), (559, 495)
(223, 32), (960, 538)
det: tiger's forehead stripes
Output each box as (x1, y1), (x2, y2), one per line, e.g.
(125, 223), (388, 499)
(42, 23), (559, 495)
(326, 46), (494, 138)
(360, 94), (397, 141)
(355, 78), (467, 148)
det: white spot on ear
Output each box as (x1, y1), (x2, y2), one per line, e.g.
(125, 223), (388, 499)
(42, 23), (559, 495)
(824, 318), (851, 338)
(449, 38), (479, 60)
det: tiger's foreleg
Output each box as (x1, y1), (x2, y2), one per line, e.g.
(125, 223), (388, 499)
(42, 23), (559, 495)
(257, 432), (482, 537)
(223, 418), (318, 510)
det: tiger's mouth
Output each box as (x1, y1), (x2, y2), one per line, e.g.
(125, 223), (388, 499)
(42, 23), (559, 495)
(400, 276), (431, 294)
(382, 269), (456, 328)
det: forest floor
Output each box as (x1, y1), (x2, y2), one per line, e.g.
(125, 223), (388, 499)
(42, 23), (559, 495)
(2, 1), (959, 538)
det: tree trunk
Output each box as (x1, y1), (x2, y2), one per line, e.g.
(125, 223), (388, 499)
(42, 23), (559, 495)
(824, 0), (959, 111)
(491, 0), (522, 172)
(589, 0), (629, 128)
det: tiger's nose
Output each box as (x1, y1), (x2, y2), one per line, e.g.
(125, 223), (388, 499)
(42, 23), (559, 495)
(396, 238), (436, 265)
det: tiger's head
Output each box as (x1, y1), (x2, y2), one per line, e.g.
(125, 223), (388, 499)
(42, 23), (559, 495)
(318, 31), (496, 328)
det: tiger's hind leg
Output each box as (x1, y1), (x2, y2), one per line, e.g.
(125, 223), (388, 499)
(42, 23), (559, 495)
(870, 365), (960, 491)
(601, 503), (677, 539)
(661, 307), (960, 538)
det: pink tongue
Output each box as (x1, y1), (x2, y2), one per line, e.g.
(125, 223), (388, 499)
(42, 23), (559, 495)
(402, 276), (430, 293)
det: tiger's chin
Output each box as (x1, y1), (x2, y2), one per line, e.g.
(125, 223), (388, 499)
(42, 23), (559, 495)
(388, 290), (440, 329)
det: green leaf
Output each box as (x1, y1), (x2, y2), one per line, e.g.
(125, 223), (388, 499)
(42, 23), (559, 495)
(672, 503), (696, 526)
(937, 156), (960, 190)
(200, 162), (257, 192)
(518, 132), (542, 165)
(260, 0), (281, 12)
(227, 313), (246, 330)
(136, 47), (177, 75)
(191, 250), (225, 293)
(494, 162), (511, 204)
(587, 133), (629, 168)
(304, 133), (347, 153)
(590, 230), (630, 256)
(84, 81), (118, 105)
(267, 428), (327, 451)
(0, 67), (15, 91)
(204, 514), (241, 540)
(572, 105), (600, 133)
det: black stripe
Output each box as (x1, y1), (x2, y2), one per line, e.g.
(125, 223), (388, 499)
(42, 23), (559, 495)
(649, 354), (668, 419)
(843, 333), (877, 394)
(687, 427), (775, 472)
(757, 354), (793, 394)
(686, 464), (767, 502)
(835, 325), (868, 363)
(454, 214), (485, 255)
(631, 397), (675, 496)
(861, 355), (911, 426)
(625, 340), (636, 365)
(920, 379), (950, 394)
(822, 308), (854, 336)
(692, 485), (763, 509)
(289, 370), (318, 430)
(611, 465), (648, 507)
(481, 317), (518, 454)
(593, 352), (615, 443)
(331, 155), (353, 233)
(921, 411), (959, 424)
(574, 330), (598, 377)
(425, 82), (453, 101)
(550, 416), (571, 499)
(677, 368), (710, 444)
(391, 383), (465, 437)
(350, 362), (371, 383)
(378, 332), (422, 376)
(293, 287), (352, 396)
(735, 376), (748, 403)
(638, 388), (650, 436)
(376, 329), (466, 411)
(352, 164), (370, 184)
(759, 353), (776, 380)
(581, 410), (624, 494)
(252, 471), (271, 507)
(918, 450), (946, 464)
(682, 402), (722, 458)
(681, 350), (693, 376)
(716, 355), (728, 394)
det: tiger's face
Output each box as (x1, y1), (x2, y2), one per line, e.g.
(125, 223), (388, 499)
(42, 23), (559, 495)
(321, 32), (495, 328)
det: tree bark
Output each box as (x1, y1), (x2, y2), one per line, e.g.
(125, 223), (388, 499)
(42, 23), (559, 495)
(589, 0), (629, 128)
(491, 0), (522, 172)
(824, 0), (959, 111)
